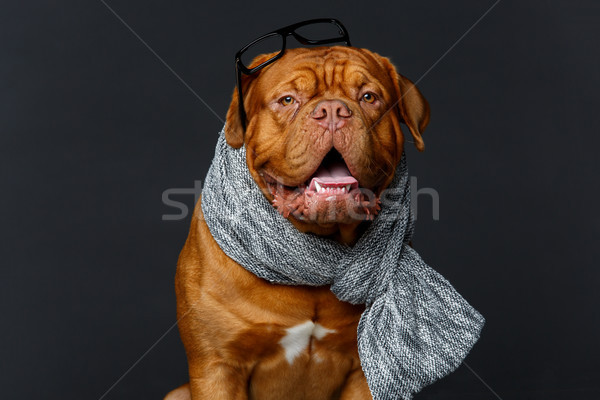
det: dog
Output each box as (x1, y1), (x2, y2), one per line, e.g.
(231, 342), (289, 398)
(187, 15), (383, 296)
(165, 46), (429, 400)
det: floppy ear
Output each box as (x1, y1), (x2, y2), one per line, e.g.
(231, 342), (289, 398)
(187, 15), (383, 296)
(224, 52), (280, 149)
(224, 88), (245, 148)
(379, 57), (430, 152)
(396, 73), (430, 152)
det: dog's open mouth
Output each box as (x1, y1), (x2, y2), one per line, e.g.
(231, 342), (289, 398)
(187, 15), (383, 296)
(262, 150), (380, 224)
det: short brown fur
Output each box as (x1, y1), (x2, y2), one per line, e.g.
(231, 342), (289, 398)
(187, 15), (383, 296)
(166, 46), (429, 400)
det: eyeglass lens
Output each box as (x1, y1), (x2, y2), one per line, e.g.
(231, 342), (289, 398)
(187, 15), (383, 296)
(293, 21), (345, 42)
(240, 34), (284, 69)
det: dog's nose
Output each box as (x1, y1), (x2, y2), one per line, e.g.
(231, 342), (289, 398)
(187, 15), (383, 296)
(311, 100), (352, 131)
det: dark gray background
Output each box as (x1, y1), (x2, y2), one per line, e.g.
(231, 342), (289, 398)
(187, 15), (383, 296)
(1, 0), (599, 399)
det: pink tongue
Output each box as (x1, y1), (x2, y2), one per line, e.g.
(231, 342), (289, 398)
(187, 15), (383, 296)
(309, 161), (358, 189)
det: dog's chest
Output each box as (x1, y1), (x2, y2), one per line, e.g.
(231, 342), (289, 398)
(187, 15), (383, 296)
(247, 320), (359, 400)
(236, 287), (363, 400)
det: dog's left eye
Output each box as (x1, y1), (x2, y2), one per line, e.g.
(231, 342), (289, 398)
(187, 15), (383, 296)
(362, 92), (377, 104)
(280, 96), (295, 106)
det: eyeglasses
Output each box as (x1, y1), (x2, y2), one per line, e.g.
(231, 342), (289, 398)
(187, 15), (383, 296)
(235, 18), (352, 131)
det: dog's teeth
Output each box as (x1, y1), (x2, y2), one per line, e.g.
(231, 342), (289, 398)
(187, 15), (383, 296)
(315, 182), (322, 193)
(345, 184), (351, 192)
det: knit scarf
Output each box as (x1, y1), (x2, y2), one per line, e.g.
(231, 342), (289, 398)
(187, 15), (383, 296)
(201, 128), (485, 399)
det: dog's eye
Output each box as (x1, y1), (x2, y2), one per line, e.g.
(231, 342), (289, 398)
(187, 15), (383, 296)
(280, 96), (295, 106)
(362, 92), (377, 104)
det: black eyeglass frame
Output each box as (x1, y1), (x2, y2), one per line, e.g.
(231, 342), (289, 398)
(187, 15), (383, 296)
(234, 18), (352, 131)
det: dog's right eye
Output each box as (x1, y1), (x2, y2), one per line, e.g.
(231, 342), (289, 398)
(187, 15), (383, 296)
(280, 96), (295, 106)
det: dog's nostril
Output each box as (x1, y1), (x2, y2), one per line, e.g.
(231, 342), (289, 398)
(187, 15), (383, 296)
(312, 106), (327, 119)
(336, 106), (352, 118)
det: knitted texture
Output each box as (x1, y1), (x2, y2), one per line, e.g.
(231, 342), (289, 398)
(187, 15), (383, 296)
(201, 128), (485, 399)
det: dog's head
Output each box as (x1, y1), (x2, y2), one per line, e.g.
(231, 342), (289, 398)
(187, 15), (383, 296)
(224, 46), (429, 241)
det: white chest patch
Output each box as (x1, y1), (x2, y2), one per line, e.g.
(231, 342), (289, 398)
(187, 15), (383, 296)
(279, 321), (336, 364)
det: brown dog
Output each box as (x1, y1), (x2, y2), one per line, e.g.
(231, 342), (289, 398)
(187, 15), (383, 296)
(165, 46), (429, 400)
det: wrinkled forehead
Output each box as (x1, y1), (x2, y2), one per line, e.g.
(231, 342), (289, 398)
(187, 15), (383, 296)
(255, 46), (394, 95)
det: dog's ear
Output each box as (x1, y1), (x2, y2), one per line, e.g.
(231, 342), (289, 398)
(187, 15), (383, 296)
(224, 86), (245, 148)
(225, 52), (279, 149)
(396, 73), (430, 151)
(380, 58), (430, 152)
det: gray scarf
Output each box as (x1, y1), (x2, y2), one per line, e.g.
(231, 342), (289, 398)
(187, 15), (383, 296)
(201, 128), (485, 399)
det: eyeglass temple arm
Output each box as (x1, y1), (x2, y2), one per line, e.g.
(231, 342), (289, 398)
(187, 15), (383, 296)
(236, 68), (247, 131)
